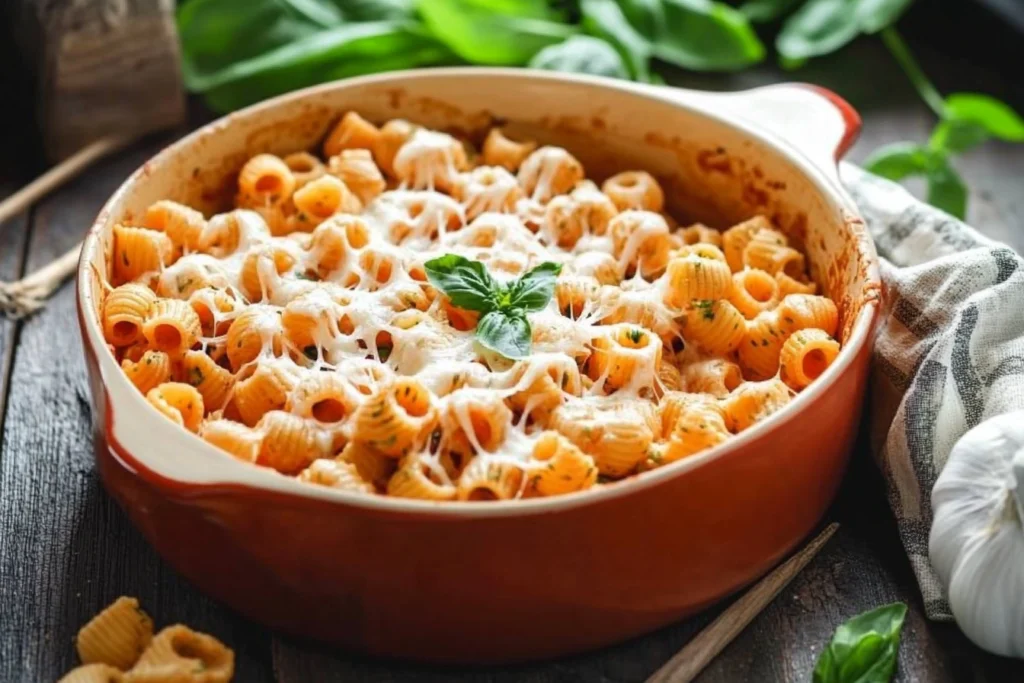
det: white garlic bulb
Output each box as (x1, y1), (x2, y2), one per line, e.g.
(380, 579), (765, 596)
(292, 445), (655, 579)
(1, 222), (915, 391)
(930, 410), (1024, 657)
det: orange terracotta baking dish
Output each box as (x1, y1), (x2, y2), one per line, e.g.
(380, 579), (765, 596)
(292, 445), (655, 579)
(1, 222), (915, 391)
(77, 69), (880, 663)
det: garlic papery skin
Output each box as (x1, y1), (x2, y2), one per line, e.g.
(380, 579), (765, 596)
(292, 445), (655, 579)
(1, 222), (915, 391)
(930, 410), (1024, 658)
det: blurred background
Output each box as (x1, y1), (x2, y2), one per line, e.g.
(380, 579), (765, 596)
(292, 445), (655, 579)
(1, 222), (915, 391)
(0, 0), (1021, 229)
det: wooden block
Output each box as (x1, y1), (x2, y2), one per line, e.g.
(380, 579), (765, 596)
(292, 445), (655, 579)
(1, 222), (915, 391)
(10, 0), (186, 162)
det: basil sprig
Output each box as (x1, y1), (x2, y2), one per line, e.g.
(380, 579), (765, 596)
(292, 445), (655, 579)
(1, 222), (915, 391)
(424, 254), (561, 360)
(813, 602), (908, 683)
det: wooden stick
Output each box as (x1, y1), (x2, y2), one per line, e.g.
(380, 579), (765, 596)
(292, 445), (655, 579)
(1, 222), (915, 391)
(646, 523), (840, 683)
(0, 136), (131, 227)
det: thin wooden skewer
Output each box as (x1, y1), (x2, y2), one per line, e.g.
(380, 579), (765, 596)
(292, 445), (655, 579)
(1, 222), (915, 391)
(646, 522), (840, 683)
(0, 135), (134, 320)
(0, 135), (131, 227)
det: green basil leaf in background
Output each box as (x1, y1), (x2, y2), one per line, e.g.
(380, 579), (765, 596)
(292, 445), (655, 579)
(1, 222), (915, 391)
(580, 0), (652, 81)
(424, 254), (501, 312)
(616, 0), (666, 36)
(417, 0), (576, 65)
(197, 21), (454, 111)
(507, 261), (563, 311)
(854, 0), (915, 33)
(528, 35), (630, 78)
(813, 603), (908, 683)
(927, 161), (968, 219)
(776, 0), (860, 61)
(177, 0), (338, 87)
(648, 0), (765, 71)
(738, 0), (803, 23)
(928, 119), (989, 155)
(862, 142), (930, 180)
(339, 0), (416, 20)
(476, 310), (533, 359)
(944, 93), (1024, 142)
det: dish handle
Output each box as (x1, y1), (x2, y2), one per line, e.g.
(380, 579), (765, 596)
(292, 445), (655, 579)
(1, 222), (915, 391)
(651, 83), (861, 178)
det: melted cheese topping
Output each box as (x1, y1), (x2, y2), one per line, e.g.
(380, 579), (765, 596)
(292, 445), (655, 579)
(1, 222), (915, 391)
(112, 119), (831, 501)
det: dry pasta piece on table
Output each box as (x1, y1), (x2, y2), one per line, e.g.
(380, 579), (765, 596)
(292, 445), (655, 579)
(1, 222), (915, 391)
(75, 596), (153, 670)
(58, 664), (124, 683)
(147, 383), (204, 433)
(779, 328), (841, 390)
(129, 624), (233, 683)
(103, 283), (157, 347)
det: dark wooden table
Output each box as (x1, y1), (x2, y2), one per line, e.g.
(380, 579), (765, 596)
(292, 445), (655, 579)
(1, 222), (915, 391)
(2, 7), (1023, 682)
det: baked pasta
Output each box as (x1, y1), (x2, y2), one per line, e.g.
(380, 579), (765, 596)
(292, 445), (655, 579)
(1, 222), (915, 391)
(101, 112), (842, 502)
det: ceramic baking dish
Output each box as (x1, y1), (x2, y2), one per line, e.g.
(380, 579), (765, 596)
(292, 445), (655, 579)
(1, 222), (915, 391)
(77, 68), (880, 663)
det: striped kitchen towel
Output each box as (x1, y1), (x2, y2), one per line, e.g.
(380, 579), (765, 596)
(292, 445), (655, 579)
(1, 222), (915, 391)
(841, 163), (1024, 620)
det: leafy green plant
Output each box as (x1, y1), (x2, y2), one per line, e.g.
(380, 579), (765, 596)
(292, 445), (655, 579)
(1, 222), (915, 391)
(529, 35), (631, 78)
(423, 254), (561, 360)
(813, 602), (908, 683)
(175, 0), (1024, 218)
(862, 29), (1024, 219)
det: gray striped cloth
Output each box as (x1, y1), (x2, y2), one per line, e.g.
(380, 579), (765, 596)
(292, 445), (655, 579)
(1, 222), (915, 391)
(841, 163), (1023, 620)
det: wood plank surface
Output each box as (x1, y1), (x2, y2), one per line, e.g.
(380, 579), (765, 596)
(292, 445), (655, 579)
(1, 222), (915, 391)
(0, 139), (273, 683)
(0, 183), (29, 427)
(1, 4), (1023, 682)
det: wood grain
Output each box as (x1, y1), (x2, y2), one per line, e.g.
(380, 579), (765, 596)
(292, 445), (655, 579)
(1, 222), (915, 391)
(0, 8), (1023, 683)
(0, 181), (30, 423)
(10, 0), (185, 161)
(0, 140), (273, 683)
